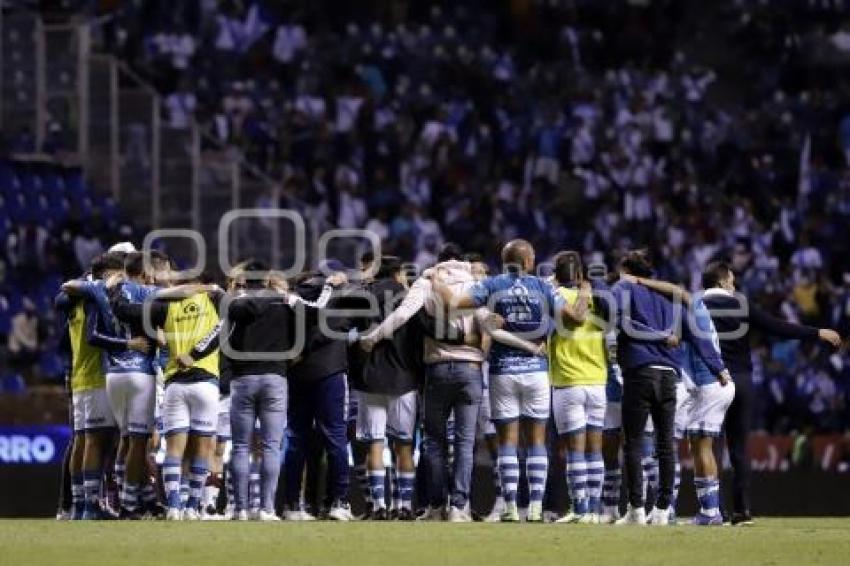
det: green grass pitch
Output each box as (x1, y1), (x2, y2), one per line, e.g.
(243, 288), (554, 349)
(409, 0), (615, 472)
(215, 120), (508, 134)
(1, 518), (848, 566)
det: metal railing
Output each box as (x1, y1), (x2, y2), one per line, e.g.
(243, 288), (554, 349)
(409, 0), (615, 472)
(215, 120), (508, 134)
(1, 11), (315, 273)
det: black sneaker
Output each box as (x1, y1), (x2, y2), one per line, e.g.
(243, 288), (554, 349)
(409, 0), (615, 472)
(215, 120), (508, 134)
(143, 501), (166, 520)
(396, 508), (415, 521)
(389, 508), (399, 521)
(731, 512), (754, 526)
(118, 507), (143, 520)
(372, 507), (389, 521)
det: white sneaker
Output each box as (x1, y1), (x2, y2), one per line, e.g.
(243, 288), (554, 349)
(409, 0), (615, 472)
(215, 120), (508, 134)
(233, 510), (249, 521)
(328, 503), (354, 522)
(483, 498), (505, 522)
(527, 502), (543, 523)
(647, 507), (670, 526)
(222, 504), (235, 520)
(166, 507), (182, 521)
(555, 511), (583, 524)
(614, 504), (646, 525)
(578, 513), (600, 525)
(500, 502), (520, 523)
(255, 509), (281, 521)
(416, 506), (445, 521)
(181, 508), (201, 521)
(201, 508), (223, 521)
(284, 508), (316, 521)
(447, 506), (472, 523)
(599, 506), (620, 524)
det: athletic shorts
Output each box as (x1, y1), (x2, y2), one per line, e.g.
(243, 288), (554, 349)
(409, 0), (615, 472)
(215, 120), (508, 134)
(72, 388), (117, 431)
(217, 395), (232, 441)
(356, 390), (417, 442)
(687, 382), (735, 438)
(106, 372), (156, 436)
(162, 381), (219, 436)
(603, 401), (621, 433)
(552, 384), (606, 435)
(489, 371), (550, 422)
(674, 380), (693, 440)
(154, 369), (165, 434)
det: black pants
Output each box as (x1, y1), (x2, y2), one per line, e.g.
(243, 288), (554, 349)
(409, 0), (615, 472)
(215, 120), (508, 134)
(622, 365), (677, 509)
(724, 371), (753, 514)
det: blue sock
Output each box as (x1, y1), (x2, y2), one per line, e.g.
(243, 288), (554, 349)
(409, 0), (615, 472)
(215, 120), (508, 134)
(695, 476), (720, 517)
(498, 445), (520, 504)
(162, 456), (182, 509)
(82, 470), (101, 514)
(566, 451), (588, 514)
(602, 466), (621, 511)
(368, 468), (386, 509)
(71, 474), (85, 517)
(526, 445), (548, 506)
(187, 458), (208, 511)
(398, 471), (415, 511)
(585, 452), (604, 514)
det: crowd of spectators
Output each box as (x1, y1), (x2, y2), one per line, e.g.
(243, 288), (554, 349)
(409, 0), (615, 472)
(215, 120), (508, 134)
(4, 0), (850, 434)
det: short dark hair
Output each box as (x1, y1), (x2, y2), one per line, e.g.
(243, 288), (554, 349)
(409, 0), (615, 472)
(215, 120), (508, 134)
(90, 252), (125, 279)
(621, 249), (653, 277)
(702, 261), (732, 289)
(360, 251), (375, 265)
(125, 252), (146, 278)
(149, 250), (173, 270)
(237, 259), (270, 289)
(554, 251), (582, 286)
(438, 242), (463, 263)
(375, 255), (403, 280)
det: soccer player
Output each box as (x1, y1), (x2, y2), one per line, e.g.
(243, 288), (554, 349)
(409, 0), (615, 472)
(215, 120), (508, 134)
(430, 239), (566, 522)
(600, 330), (624, 524)
(111, 278), (222, 520)
(547, 252), (607, 524)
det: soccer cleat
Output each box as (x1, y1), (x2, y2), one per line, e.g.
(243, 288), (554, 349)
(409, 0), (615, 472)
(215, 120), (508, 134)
(416, 506), (445, 521)
(328, 502), (354, 522)
(118, 507), (143, 521)
(55, 509), (72, 521)
(599, 506), (620, 524)
(181, 508), (201, 521)
(389, 508), (399, 521)
(578, 513), (600, 525)
(232, 510), (250, 521)
(692, 512), (724, 526)
(255, 509), (281, 521)
(201, 505), (221, 521)
(448, 506), (472, 523)
(165, 507), (182, 521)
(647, 507), (670, 526)
(143, 501), (167, 520)
(372, 507), (389, 521)
(731, 512), (754, 526)
(614, 505), (646, 525)
(500, 502), (520, 523)
(527, 502), (544, 523)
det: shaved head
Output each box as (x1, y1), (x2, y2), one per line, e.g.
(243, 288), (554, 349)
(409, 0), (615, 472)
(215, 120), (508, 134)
(501, 239), (535, 273)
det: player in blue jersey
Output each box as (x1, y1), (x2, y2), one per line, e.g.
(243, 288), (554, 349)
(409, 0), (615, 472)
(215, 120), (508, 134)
(431, 239), (568, 522)
(62, 251), (157, 518)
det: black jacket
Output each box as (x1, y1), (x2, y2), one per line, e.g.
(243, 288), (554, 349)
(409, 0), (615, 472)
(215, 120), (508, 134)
(359, 278), (423, 396)
(224, 293), (296, 378)
(703, 290), (818, 379)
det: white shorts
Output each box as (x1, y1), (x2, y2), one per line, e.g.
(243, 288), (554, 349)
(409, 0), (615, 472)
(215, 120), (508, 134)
(687, 382), (736, 438)
(154, 369), (165, 434)
(106, 372), (156, 436)
(72, 388), (117, 431)
(489, 371), (550, 422)
(356, 390), (417, 442)
(217, 395), (232, 441)
(162, 381), (219, 436)
(603, 401), (621, 433)
(552, 385), (606, 435)
(674, 380), (693, 440)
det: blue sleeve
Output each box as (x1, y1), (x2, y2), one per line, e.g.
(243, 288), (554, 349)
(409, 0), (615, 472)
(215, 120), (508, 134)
(683, 306), (725, 376)
(85, 303), (129, 351)
(54, 291), (72, 313)
(469, 278), (494, 308)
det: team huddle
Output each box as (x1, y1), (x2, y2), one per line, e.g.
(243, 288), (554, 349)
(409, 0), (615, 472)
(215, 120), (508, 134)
(55, 237), (842, 525)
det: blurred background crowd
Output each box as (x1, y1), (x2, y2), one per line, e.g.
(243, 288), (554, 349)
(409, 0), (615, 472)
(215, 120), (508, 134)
(3, 0), (850, 436)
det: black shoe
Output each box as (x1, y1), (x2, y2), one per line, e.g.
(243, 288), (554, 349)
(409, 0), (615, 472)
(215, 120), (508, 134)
(397, 508), (415, 521)
(372, 507), (389, 521)
(143, 501), (166, 520)
(389, 508), (399, 521)
(118, 507), (143, 520)
(731, 512), (754, 526)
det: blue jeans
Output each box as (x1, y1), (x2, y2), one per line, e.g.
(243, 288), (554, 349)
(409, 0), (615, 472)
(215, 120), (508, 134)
(422, 361), (483, 509)
(284, 372), (349, 506)
(230, 373), (288, 512)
